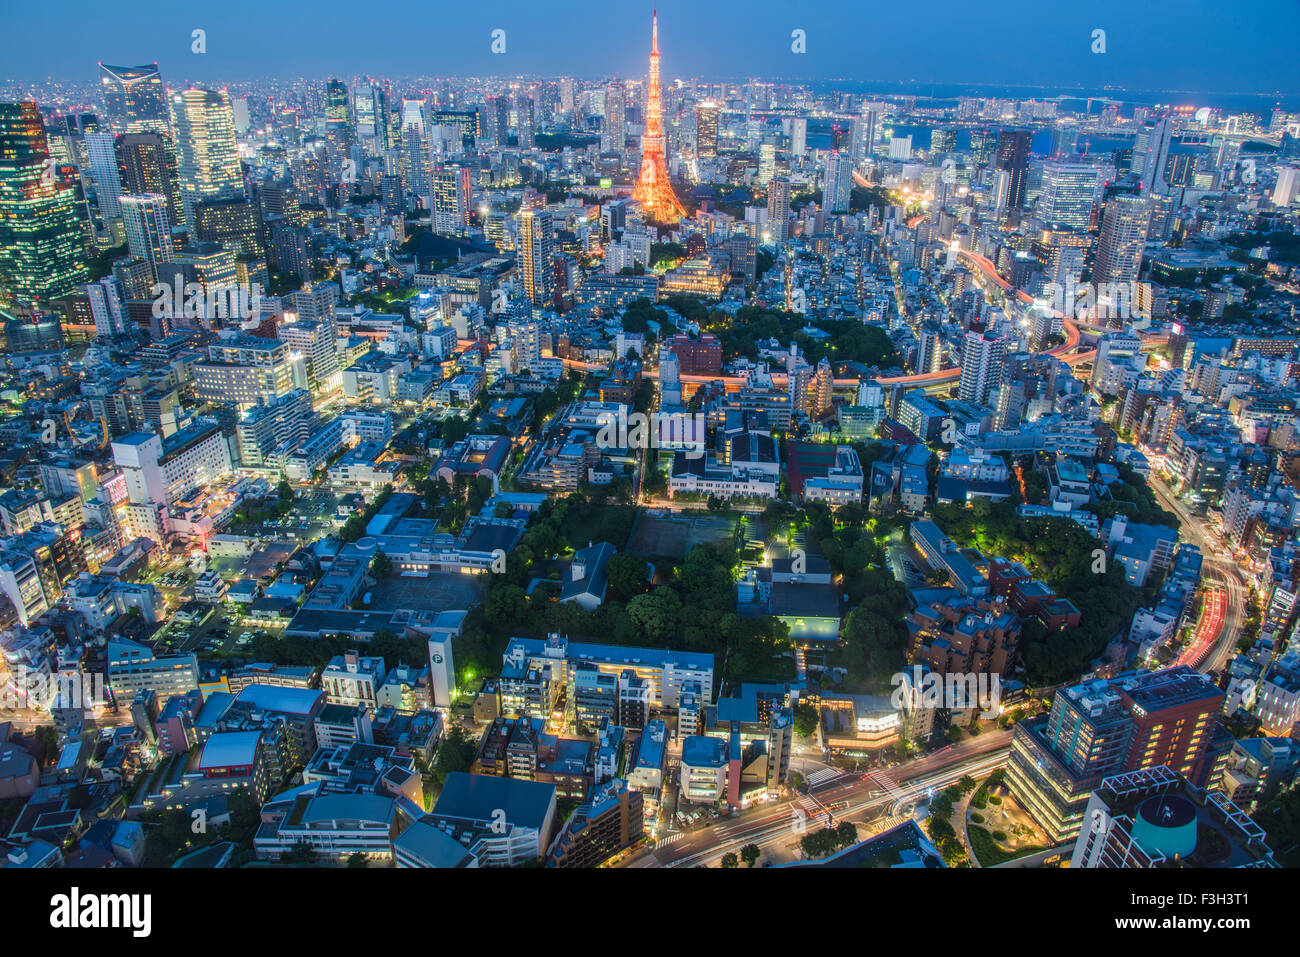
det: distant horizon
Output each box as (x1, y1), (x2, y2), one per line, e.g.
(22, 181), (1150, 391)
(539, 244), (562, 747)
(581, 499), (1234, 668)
(3, 0), (1297, 97)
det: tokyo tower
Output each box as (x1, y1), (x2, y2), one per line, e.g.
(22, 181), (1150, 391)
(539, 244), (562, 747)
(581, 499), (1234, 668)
(632, 9), (686, 222)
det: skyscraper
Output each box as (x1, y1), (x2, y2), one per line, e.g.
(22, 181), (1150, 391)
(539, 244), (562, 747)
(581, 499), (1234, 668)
(84, 131), (125, 224)
(696, 101), (719, 158)
(823, 152), (853, 214)
(518, 208), (553, 307)
(0, 102), (89, 310)
(169, 88), (244, 235)
(766, 177), (790, 242)
(995, 129), (1032, 211)
(115, 132), (185, 239)
(431, 164), (472, 235)
(1139, 116), (1174, 195)
(119, 194), (174, 278)
(1039, 162), (1099, 231)
(1093, 194), (1151, 287)
(631, 11), (686, 222)
(602, 85), (626, 153)
(790, 116), (807, 158)
(958, 331), (1007, 406)
(98, 63), (169, 133)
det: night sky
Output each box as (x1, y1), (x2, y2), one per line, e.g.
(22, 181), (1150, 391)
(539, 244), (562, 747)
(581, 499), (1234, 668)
(4, 0), (1297, 96)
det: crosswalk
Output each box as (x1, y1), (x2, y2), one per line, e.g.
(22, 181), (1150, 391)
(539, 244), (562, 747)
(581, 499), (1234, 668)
(806, 767), (843, 787)
(866, 814), (908, 835)
(865, 770), (902, 797)
(655, 832), (686, 849)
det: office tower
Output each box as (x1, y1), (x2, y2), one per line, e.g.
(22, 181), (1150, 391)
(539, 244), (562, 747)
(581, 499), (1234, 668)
(1039, 162), (1099, 231)
(401, 123), (430, 194)
(84, 131), (124, 222)
(516, 96), (535, 150)
(1139, 116), (1174, 195)
(431, 164), (472, 235)
(995, 129), (1032, 211)
(602, 85), (626, 153)
(325, 79), (351, 141)
(850, 106), (881, 164)
(170, 88), (244, 235)
(766, 177), (790, 242)
(115, 132), (185, 238)
(1093, 194), (1151, 287)
(969, 126), (997, 167)
(489, 95), (510, 148)
(353, 84), (388, 155)
(631, 11), (686, 221)
(0, 102), (89, 310)
(119, 194), (174, 277)
(1273, 166), (1298, 206)
(696, 101), (719, 158)
(193, 197), (264, 258)
(518, 208), (553, 307)
(1006, 667), (1230, 843)
(98, 63), (169, 133)
(823, 152), (853, 213)
(930, 127), (956, 154)
(958, 331), (1006, 406)
(231, 98), (250, 134)
(790, 116), (807, 157)
(1050, 127), (1079, 158)
(757, 143), (777, 185)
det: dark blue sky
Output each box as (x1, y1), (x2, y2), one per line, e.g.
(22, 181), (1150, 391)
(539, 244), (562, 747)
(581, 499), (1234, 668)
(6, 0), (1298, 95)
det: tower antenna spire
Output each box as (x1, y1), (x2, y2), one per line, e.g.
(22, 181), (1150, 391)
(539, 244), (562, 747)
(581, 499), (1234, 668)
(633, 8), (685, 222)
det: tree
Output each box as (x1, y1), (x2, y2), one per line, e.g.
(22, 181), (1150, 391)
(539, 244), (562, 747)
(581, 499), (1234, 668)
(280, 839), (319, 866)
(740, 843), (761, 868)
(346, 852), (368, 868)
(606, 553), (650, 600)
(835, 821), (858, 849)
(370, 551), (393, 580)
(719, 852), (739, 869)
(793, 701), (820, 738)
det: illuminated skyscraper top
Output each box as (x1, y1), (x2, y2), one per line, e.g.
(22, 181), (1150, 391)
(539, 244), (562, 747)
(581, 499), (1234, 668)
(632, 9), (686, 223)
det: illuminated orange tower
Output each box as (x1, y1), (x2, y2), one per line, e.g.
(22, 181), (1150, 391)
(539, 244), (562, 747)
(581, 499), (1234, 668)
(632, 9), (686, 222)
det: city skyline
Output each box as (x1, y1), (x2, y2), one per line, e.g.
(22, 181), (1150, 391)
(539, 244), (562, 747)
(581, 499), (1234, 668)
(3, 0), (1299, 97)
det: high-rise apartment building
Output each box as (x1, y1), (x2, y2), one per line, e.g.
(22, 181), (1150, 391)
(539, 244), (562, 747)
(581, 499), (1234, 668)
(1093, 194), (1151, 287)
(518, 208), (553, 307)
(823, 152), (853, 214)
(958, 331), (1007, 406)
